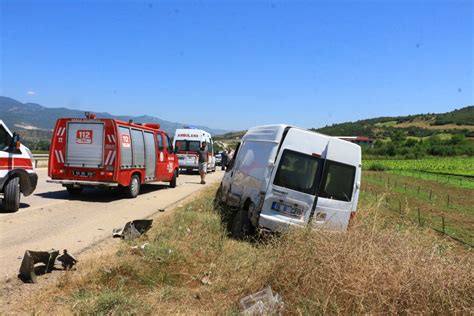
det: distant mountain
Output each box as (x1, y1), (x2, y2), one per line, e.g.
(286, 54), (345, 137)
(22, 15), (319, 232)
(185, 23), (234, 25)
(0, 96), (230, 140)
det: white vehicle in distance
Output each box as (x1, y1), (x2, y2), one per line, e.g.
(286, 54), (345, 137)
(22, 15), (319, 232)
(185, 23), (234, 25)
(215, 152), (222, 166)
(173, 128), (216, 173)
(217, 124), (362, 237)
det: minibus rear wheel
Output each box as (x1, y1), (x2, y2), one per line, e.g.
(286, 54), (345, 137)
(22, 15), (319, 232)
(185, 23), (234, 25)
(231, 208), (252, 239)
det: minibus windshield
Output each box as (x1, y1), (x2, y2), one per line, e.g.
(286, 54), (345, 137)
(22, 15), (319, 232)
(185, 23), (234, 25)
(273, 150), (320, 194)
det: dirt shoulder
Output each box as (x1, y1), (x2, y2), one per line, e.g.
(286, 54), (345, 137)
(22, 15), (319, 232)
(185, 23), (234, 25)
(0, 171), (223, 314)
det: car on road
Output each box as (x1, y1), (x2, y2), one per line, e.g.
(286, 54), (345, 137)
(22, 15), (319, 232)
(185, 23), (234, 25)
(0, 120), (38, 212)
(215, 152), (222, 166)
(48, 113), (179, 198)
(217, 124), (362, 237)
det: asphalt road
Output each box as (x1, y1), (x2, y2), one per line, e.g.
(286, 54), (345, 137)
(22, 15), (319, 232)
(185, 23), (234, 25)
(0, 168), (224, 280)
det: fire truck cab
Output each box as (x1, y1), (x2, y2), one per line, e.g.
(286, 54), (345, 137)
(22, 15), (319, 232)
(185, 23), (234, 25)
(48, 114), (179, 198)
(0, 120), (38, 212)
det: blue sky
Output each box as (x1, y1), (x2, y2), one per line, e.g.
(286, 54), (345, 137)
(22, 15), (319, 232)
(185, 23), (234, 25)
(0, 0), (472, 131)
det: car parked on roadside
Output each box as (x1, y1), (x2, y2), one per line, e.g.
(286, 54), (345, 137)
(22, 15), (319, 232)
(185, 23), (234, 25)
(215, 152), (222, 166)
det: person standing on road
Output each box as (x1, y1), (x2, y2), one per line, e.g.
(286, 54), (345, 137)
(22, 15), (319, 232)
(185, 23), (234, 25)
(197, 142), (208, 184)
(221, 150), (228, 171)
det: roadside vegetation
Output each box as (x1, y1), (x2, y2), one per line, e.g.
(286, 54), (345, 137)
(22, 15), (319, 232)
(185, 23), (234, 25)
(364, 157), (474, 177)
(19, 185), (473, 314)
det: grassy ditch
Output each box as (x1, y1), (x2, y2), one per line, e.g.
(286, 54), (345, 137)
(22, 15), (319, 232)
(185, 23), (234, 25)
(22, 185), (473, 314)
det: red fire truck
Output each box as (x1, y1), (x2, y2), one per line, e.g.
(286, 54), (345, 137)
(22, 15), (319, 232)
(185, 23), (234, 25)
(48, 113), (179, 198)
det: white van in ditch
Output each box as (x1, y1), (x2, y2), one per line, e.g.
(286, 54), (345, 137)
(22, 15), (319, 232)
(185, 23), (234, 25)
(217, 125), (361, 237)
(173, 128), (216, 172)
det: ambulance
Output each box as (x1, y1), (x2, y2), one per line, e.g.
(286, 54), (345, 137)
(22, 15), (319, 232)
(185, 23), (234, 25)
(48, 113), (179, 198)
(173, 128), (216, 172)
(217, 125), (362, 237)
(0, 120), (38, 212)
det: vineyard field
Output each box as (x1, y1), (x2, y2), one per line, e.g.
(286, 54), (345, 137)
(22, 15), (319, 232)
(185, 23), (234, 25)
(363, 157), (474, 177)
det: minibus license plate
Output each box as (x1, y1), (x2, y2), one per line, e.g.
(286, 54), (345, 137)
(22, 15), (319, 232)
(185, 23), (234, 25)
(271, 202), (303, 218)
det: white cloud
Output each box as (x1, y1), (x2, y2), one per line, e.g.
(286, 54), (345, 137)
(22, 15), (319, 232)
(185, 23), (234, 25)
(26, 90), (36, 95)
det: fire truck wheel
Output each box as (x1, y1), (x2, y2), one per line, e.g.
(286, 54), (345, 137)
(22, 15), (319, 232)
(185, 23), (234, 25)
(125, 174), (141, 198)
(66, 186), (83, 195)
(231, 208), (252, 239)
(169, 170), (177, 188)
(3, 177), (20, 212)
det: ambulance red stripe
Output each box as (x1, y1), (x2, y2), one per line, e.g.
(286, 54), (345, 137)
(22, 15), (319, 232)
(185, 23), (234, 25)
(0, 157), (33, 170)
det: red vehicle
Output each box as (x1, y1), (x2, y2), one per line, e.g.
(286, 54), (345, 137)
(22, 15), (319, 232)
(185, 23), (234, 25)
(48, 113), (179, 198)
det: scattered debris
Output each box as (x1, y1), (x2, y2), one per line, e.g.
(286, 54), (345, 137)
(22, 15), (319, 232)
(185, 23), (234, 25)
(200, 270), (213, 285)
(240, 286), (284, 315)
(186, 227), (191, 234)
(201, 276), (212, 285)
(18, 249), (60, 283)
(57, 249), (78, 270)
(130, 242), (150, 255)
(113, 219), (153, 240)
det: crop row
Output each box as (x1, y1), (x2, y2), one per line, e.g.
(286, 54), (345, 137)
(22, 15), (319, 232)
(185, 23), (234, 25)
(363, 157), (474, 177)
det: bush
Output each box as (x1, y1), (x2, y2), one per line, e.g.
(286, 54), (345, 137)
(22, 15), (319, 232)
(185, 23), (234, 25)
(366, 163), (389, 171)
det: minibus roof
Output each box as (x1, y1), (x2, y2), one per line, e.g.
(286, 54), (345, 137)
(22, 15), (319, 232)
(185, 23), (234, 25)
(242, 124), (290, 143)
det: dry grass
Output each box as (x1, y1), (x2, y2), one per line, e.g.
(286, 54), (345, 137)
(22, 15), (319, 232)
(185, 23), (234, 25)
(17, 185), (474, 315)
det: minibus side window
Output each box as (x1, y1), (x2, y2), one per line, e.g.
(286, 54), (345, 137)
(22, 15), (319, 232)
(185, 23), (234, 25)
(0, 125), (11, 151)
(319, 161), (356, 202)
(273, 150), (320, 194)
